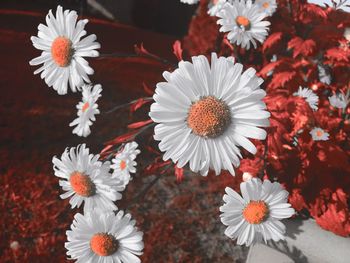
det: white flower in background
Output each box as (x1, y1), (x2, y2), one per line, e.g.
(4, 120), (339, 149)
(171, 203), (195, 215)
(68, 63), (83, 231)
(180, 0), (200, 4)
(310, 127), (329, 141)
(220, 178), (295, 246)
(69, 84), (102, 137)
(317, 64), (332, 85)
(111, 141), (141, 187)
(255, 0), (277, 16)
(149, 53), (270, 176)
(344, 27), (350, 41)
(329, 93), (348, 109)
(208, 0), (228, 16)
(29, 5), (100, 95)
(293, 86), (319, 111)
(216, 0), (271, 49)
(66, 210), (144, 263)
(52, 144), (124, 213)
(242, 172), (253, 182)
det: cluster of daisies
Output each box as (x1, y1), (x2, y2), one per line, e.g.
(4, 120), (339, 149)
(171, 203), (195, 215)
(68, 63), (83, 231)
(52, 143), (142, 262)
(30, 6), (143, 262)
(294, 86), (349, 141)
(29, 2), (299, 261)
(29, 5), (102, 137)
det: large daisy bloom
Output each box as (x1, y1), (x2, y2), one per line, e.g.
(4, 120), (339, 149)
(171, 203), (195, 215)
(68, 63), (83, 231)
(149, 53), (270, 176)
(66, 210), (144, 263)
(293, 86), (319, 111)
(216, 0), (271, 49)
(220, 178), (295, 246)
(69, 84), (102, 137)
(29, 5), (100, 95)
(111, 142), (141, 187)
(329, 93), (348, 109)
(52, 144), (124, 213)
(254, 0), (277, 16)
(180, 0), (199, 4)
(208, 0), (228, 17)
(310, 127), (329, 141)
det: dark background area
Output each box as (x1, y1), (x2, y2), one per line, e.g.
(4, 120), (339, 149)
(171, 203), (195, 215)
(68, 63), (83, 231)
(0, 0), (198, 36)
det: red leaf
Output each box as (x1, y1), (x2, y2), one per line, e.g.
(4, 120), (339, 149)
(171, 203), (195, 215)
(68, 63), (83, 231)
(175, 165), (184, 182)
(262, 32), (283, 53)
(127, 119), (153, 129)
(134, 43), (155, 57)
(304, 4), (327, 19)
(325, 47), (350, 63)
(259, 60), (282, 76)
(269, 71), (296, 89)
(142, 82), (154, 96)
(105, 130), (139, 145)
(172, 40), (183, 61)
(288, 37), (316, 58)
(130, 98), (152, 113)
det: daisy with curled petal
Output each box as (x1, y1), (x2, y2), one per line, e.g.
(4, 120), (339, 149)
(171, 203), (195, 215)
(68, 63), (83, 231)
(216, 0), (271, 50)
(52, 144), (125, 213)
(310, 127), (329, 141)
(180, 0), (199, 4)
(329, 93), (348, 109)
(149, 53), (270, 176)
(29, 5), (100, 95)
(254, 0), (277, 16)
(69, 84), (102, 137)
(293, 86), (319, 111)
(66, 210), (144, 263)
(111, 142), (141, 187)
(220, 178), (295, 246)
(208, 0), (228, 17)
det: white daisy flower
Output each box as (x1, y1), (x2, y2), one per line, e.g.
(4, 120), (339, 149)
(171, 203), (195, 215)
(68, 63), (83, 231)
(329, 93), (348, 109)
(52, 144), (124, 213)
(69, 84), (102, 137)
(208, 0), (228, 16)
(216, 0), (271, 50)
(220, 178), (295, 246)
(111, 142), (141, 187)
(310, 127), (329, 141)
(149, 53), (270, 176)
(344, 27), (350, 42)
(293, 86), (319, 111)
(29, 5), (100, 95)
(254, 0), (277, 16)
(180, 0), (199, 4)
(66, 210), (144, 263)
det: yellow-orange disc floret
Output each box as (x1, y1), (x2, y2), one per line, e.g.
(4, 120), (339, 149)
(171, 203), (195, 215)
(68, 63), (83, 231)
(236, 16), (251, 30)
(242, 200), (269, 224)
(120, 160), (127, 170)
(82, 102), (90, 112)
(90, 233), (119, 256)
(69, 171), (96, 197)
(51, 36), (73, 67)
(187, 96), (231, 138)
(316, 130), (323, 137)
(262, 2), (270, 9)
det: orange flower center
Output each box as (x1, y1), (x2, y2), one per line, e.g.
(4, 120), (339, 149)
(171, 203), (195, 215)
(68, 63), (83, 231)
(262, 2), (270, 9)
(51, 36), (73, 67)
(236, 16), (251, 29)
(120, 160), (127, 170)
(242, 200), (269, 224)
(187, 96), (231, 138)
(69, 171), (95, 197)
(316, 130), (323, 137)
(82, 102), (90, 112)
(90, 233), (118, 256)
